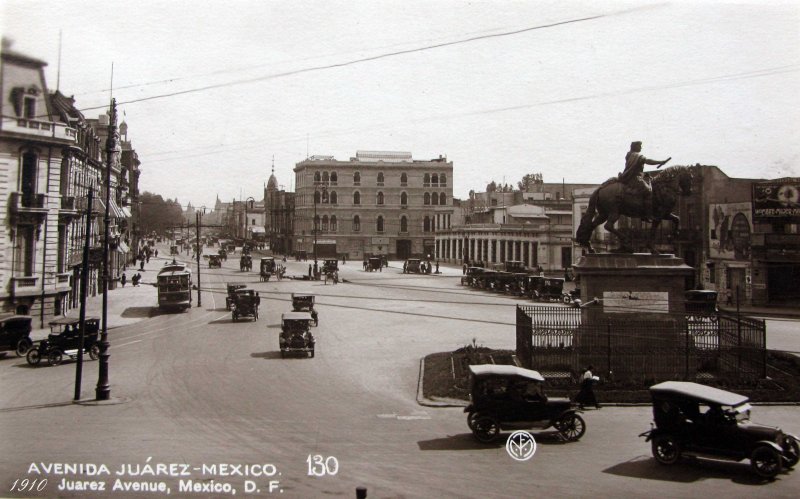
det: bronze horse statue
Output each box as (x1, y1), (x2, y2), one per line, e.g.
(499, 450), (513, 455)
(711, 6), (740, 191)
(575, 165), (694, 254)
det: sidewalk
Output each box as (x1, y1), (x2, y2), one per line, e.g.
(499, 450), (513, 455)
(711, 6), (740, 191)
(30, 255), (169, 341)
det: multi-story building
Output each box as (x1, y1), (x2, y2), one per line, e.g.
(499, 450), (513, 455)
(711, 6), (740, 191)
(264, 167), (294, 255)
(293, 151), (453, 260)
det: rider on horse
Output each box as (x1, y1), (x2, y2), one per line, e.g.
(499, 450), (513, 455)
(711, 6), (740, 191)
(619, 141), (671, 221)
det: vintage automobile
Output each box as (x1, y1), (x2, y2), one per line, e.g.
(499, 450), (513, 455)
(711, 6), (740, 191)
(26, 317), (101, 367)
(260, 257), (276, 281)
(225, 282), (248, 310)
(461, 266), (484, 287)
(366, 256), (382, 272)
(530, 277), (565, 302)
(170, 245), (179, 256)
(685, 290), (719, 319)
(504, 260), (526, 273)
(208, 254), (222, 269)
(240, 254), (253, 272)
(322, 259), (338, 275)
(403, 258), (422, 274)
(279, 312), (315, 358)
(475, 270), (498, 290)
(219, 248), (227, 261)
(0, 314), (33, 356)
(291, 293), (319, 326)
(231, 289), (259, 321)
(640, 381), (799, 478)
(464, 365), (586, 443)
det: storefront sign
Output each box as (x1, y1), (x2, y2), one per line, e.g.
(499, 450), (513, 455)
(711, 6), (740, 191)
(753, 181), (800, 220)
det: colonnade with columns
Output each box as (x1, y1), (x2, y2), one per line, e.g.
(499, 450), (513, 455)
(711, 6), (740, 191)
(434, 232), (543, 270)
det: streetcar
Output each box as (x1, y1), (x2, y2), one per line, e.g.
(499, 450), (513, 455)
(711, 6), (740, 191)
(157, 261), (192, 311)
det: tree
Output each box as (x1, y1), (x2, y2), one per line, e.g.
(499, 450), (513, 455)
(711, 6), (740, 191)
(518, 173), (543, 192)
(139, 191), (186, 236)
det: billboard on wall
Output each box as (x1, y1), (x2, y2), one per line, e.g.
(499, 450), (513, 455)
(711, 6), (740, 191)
(709, 203), (751, 260)
(752, 181), (800, 221)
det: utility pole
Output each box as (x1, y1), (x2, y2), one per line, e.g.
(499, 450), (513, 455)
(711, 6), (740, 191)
(74, 187), (93, 401)
(196, 211), (202, 307)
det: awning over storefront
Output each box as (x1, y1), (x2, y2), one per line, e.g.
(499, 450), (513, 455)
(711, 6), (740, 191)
(249, 226), (266, 234)
(120, 206), (132, 218)
(108, 198), (124, 218)
(117, 241), (130, 253)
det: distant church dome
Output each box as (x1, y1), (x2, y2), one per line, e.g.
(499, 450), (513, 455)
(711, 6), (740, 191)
(267, 173), (278, 191)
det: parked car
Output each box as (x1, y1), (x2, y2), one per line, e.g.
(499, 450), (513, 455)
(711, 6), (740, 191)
(231, 289), (259, 322)
(367, 257), (382, 272)
(26, 317), (101, 367)
(279, 312), (315, 358)
(461, 266), (484, 287)
(225, 282), (248, 310)
(531, 277), (565, 302)
(404, 258), (422, 274)
(322, 259), (338, 274)
(640, 381), (799, 478)
(464, 364), (586, 443)
(0, 314), (33, 356)
(685, 290), (719, 319)
(291, 293), (318, 326)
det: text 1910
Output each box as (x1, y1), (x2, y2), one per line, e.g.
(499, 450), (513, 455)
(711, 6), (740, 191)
(10, 478), (47, 492)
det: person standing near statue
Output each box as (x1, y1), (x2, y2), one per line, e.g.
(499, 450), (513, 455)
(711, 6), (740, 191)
(619, 141), (671, 221)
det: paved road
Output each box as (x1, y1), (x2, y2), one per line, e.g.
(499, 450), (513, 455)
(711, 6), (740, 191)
(1, 250), (798, 498)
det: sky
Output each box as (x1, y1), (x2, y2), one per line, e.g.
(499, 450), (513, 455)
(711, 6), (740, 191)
(2, 0), (799, 210)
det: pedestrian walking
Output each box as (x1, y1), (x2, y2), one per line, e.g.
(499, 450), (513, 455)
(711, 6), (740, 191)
(154, 249), (158, 258)
(435, 261), (440, 274)
(139, 258), (145, 271)
(575, 365), (600, 409)
(308, 264), (312, 278)
(121, 272), (127, 287)
(333, 270), (339, 284)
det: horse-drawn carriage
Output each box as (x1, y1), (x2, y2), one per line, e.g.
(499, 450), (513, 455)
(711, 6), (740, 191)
(260, 257), (276, 281)
(240, 254), (252, 272)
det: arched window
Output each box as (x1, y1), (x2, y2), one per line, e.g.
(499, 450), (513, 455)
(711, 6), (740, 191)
(314, 215), (320, 233)
(424, 192), (431, 205)
(423, 173), (430, 187)
(377, 215), (384, 233)
(330, 215), (337, 232)
(353, 191), (360, 205)
(314, 191), (321, 204)
(440, 173), (447, 186)
(330, 171), (338, 184)
(353, 172), (361, 185)
(321, 189), (329, 204)
(353, 215), (361, 232)
(439, 192), (446, 205)
(314, 171), (321, 183)
(330, 191), (338, 204)
(431, 173), (439, 186)
(400, 172), (408, 186)
(423, 216), (431, 232)
(400, 192), (408, 206)
(400, 216), (408, 233)
(377, 172), (384, 186)
(322, 171), (329, 183)
(322, 215), (329, 232)
(432, 192), (439, 205)
(377, 191), (384, 205)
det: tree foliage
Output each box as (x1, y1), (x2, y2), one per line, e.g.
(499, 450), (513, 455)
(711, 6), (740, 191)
(139, 191), (185, 235)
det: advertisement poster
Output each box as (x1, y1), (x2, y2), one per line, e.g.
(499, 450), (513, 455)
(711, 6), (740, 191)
(709, 203), (752, 260)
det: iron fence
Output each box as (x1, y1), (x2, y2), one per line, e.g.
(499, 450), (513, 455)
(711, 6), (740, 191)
(516, 306), (766, 382)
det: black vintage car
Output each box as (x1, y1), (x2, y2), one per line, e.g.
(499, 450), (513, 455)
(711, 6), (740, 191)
(170, 245), (179, 256)
(530, 277), (565, 302)
(225, 282), (248, 310)
(260, 257), (276, 282)
(26, 317), (101, 367)
(403, 258), (422, 274)
(208, 254), (222, 268)
(231, 289), (259, 321)
(461, 266), (484, 287)
(685, 290), (719, 319)
(279, 312), (315, 358)
(640, 381), (799, 478)
(0, 314), (33, 356)
(464, 365), (586, 443)
(322, 259), (338, 274)
(366, 256), (382, 272)
(291, 293), (318, 326)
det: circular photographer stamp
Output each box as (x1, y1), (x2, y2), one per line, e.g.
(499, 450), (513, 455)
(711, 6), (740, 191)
(506, 430), (537, 461)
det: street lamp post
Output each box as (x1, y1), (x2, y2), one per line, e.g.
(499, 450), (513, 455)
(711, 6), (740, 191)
(244, 196), (255, 247)
(312, 182), (327, 278)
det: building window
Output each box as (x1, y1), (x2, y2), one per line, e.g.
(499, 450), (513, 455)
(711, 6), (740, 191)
(400, 216), (408, 233)
(251, 218), (256, 225)
(439, 192), (446, 205)
(322, 171), (329, 183)
(314, 171), (321, 183)
(440, 173), (446, 186)
(423, 216), (431, 233)
(353, 172), (360, 185)
(431, 173), (439, 186)
(322, 215), (329, 232)
(353, 215), (361, 232)
(432, 193), (439, 205)
(21, 151), (38, 206)
(377, 215), (385, 233)
(424, 192), (430, 205)
(330, 215), (337, 232)
(330, 191), (337, 204)
(423, 173), (430, 187)
(400, 172), (408, 186)
(330, 171), (338, 185)
(377, 191), (384, 205)
(377, 172), (384, 186)
(400, 191), (408, 206)
(314, 191), (322, 204)
(16, 225), (35, 276)
(24, 96), (36, 119)
(353, 191), (361, 205)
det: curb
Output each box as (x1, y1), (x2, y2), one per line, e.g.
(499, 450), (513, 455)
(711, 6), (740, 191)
(416, 357), (468, 408)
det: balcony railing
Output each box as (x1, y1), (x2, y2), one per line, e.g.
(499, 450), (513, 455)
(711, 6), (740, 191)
(56, 272), (71, 290)
(11, 276), (38, 295)
(2, 116), (77, 141)
(9, 192), (46, 210)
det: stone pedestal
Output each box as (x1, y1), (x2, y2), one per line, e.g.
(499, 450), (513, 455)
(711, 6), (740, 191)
(574, 253), (693, 324)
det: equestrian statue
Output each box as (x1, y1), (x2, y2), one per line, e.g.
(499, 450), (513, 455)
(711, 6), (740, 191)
(575, 141), (694, 254)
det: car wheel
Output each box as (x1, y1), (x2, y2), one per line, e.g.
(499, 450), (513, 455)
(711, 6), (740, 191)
(555, 413), (586, 442)
(26, 348), (41, 366)
(563, 294), (571, 304)
(89, 344), (100, 361)
(233, 313), (238, 322)
(782, 436), (800, 469)
(651, 435), (681, 465)
(466, 412), (479, 431)
(16, 338), (32, 356)
(471, 416), (500, 443)
(48, 350), (63, 366)
(751, 445), (782, 478)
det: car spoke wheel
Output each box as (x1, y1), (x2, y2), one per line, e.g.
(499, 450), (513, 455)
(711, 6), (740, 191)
(466, 412), (479, 431)
(472, 416), (500, 443)
(652, 435), (681, 465)
(89, 344), (100, 361)
(751, 445), (782, 478)
(16, 338), (32, 356)
(48, 350), (63, 366)
(555, 413), (586, 442)
(26, 348), (41, 366)
(782, 436), (799, 469)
